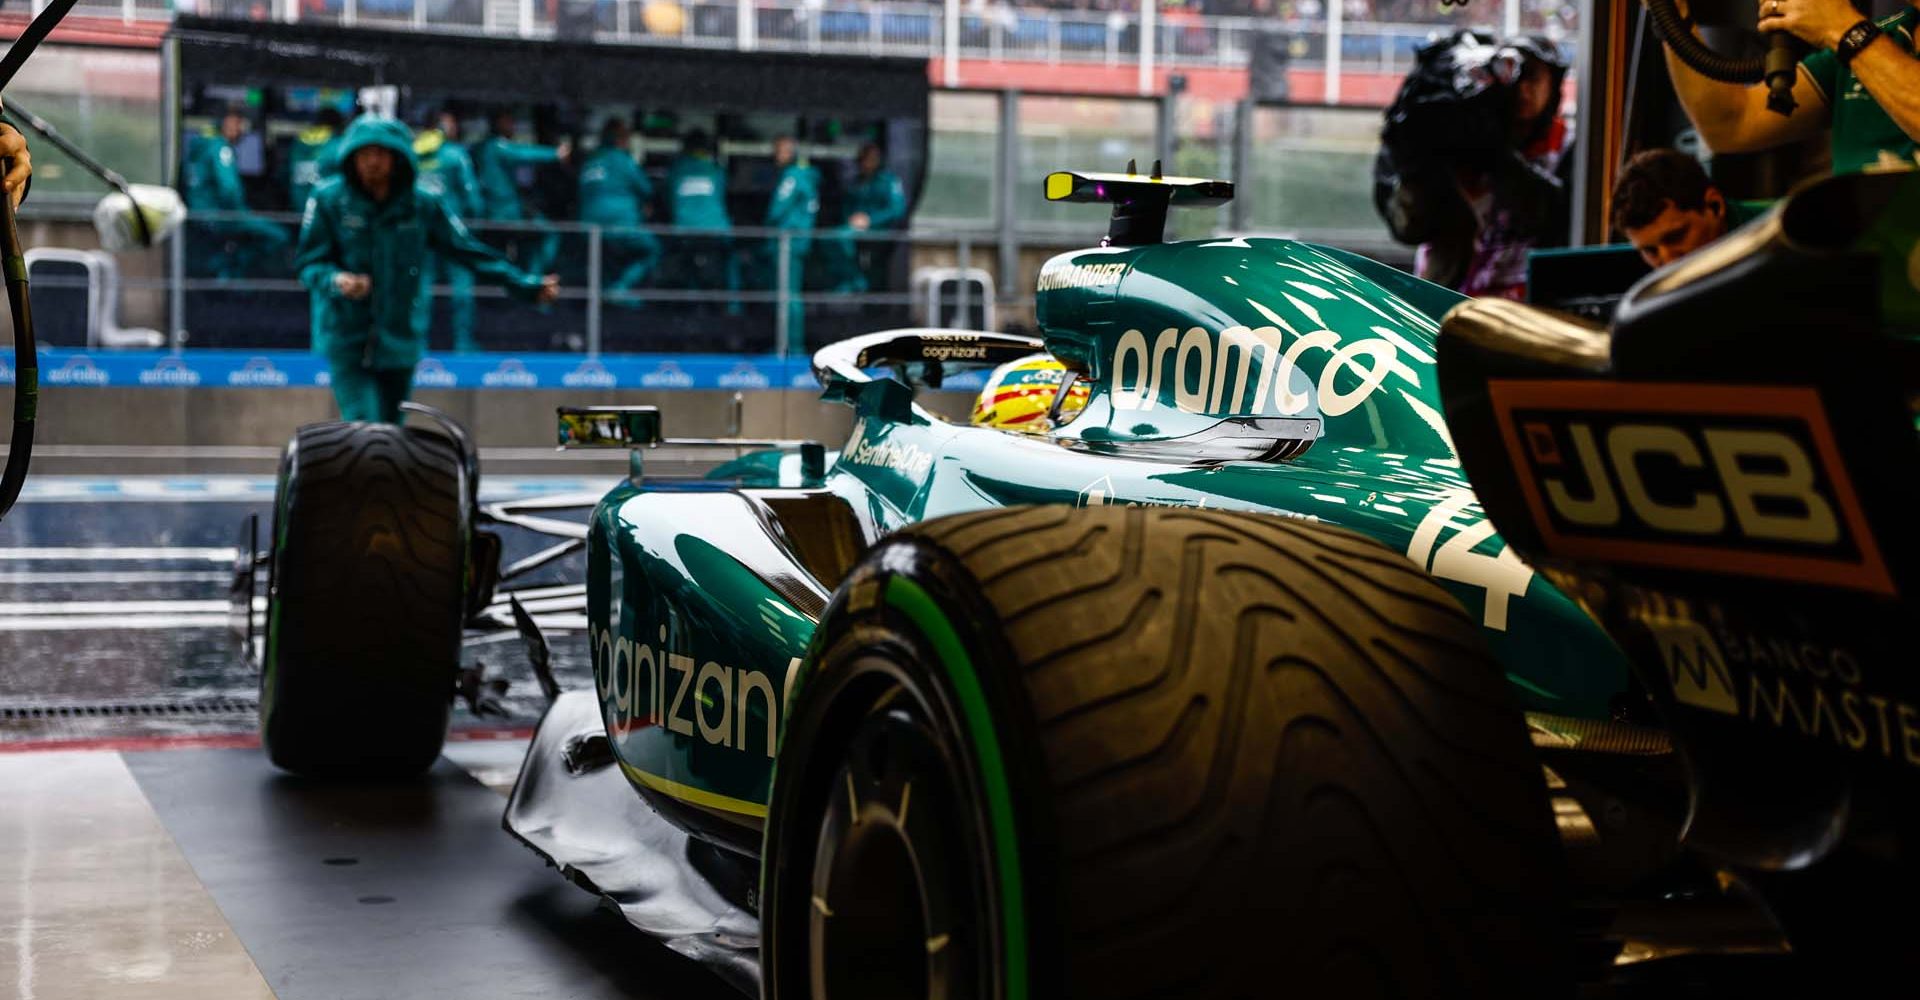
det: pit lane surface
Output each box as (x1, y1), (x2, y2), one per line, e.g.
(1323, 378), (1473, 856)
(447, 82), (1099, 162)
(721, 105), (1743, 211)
(0, 475), (730, 1000)
(0, 475), (601, 744)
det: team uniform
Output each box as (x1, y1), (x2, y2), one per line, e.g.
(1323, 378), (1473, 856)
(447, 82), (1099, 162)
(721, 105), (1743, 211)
(297, 118), (548, 423)
(578, 145), (663, 304)
(1799, 7), (1920, 175)
(413, 128), (485, 352)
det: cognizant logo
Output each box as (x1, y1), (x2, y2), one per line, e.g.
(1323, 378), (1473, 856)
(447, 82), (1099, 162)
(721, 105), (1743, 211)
(591, 621), (795, 759)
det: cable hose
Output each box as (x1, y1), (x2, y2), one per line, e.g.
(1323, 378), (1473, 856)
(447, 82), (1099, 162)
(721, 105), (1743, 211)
(0, 0), (82, 523)
(1643, 0), (1765, 83)
(0, 186), (32, 523)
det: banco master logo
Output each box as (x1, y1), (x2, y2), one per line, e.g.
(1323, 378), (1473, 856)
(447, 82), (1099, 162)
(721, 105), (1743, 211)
(139, 357), (201, 386)
(413, 359), (458, 388)
(841, 419), (934, 479)
(1106, 322), (1423, 419)
(563, 360), (617, 388)
(1489, 380), (1893, 594)
(641, 362), (694, 389)
(591, 621), (795, 759)
(228, 358), (288, 387)
(47, 356), (108, 386)
(483, 359), (538, 387)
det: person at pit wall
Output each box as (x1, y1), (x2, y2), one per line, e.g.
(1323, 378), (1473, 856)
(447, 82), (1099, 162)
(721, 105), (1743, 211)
(287, 106), (344, 215)
(183, 107), (292, 280)
(297, 117), (558, 424)
(665, 128), (739, 305)
(414, 109), (485, 353)
(757, 135), (820, 345)
(577, 117), (663, 309)
(820, 141), (909, 295)
(470, 108), (568, 277)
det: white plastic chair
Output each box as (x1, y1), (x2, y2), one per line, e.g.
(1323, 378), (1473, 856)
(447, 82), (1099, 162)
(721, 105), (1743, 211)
(23, 247), (167, 350)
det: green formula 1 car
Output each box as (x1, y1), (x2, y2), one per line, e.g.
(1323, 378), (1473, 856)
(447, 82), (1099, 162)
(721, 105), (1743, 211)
(249, 167), (1920, 997)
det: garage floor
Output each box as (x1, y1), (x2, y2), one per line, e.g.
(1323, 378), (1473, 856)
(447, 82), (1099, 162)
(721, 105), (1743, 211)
(0, 474), (732, 1000)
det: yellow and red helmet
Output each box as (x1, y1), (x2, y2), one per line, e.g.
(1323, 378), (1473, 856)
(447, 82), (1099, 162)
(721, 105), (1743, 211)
(970, 353), (1088, 433)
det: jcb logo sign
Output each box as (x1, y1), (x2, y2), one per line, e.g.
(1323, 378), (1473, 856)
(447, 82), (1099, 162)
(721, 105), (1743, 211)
(1488, 381), (1893, 594)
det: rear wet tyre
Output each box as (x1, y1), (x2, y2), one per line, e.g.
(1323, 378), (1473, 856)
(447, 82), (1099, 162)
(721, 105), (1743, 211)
(260, 421), (467, 777)
(763, 505), (1571, 999)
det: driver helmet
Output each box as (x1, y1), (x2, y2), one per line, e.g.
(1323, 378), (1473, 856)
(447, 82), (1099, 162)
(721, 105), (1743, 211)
(970, 353), (1088, 433)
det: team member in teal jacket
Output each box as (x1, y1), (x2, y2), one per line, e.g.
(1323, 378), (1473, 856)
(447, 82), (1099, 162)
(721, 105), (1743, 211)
(846, 141), (906, 291)
(286, 107), (344, 213)
(471, 109), (567, 274)
(846, 142), (907, 233)
(297, 117), (558, 423)
(414, 110), (485, 352)
(666, 129), (737, 297)
(577, 117), (661, 305)
(821, 141), (909, 293)
(183, 109), (290, 278)
(758, 135), (819, 341)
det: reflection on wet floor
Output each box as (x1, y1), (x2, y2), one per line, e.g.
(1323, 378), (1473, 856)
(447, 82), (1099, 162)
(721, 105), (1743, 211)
(0, 752), (278, 1000)
(0, 478), (607, 747)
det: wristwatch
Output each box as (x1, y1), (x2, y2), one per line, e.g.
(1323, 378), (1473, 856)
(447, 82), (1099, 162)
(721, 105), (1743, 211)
(1836, 18), (1882, 66)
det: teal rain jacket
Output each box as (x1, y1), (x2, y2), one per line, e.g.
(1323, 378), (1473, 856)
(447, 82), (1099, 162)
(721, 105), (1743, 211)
(470, 133), (561, 222)
(666, 153), (732, 230)
(414, 129), (483, 219)
(296, 117), (545, 368)
(183, 133), (250, 213)
(286, 125), (342, 212)
(765, 161), (820, 254)
(846, 167), (907, 230)
(578, 146), (654, 231)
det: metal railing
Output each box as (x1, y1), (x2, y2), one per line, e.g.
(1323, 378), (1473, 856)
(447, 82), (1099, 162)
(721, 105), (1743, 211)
(46, 208), (1023, 357)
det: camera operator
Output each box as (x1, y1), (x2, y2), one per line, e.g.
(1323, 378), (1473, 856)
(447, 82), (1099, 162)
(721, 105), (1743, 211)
(1376, 34), (1572, 299)
(1661, 0), (1918, 173)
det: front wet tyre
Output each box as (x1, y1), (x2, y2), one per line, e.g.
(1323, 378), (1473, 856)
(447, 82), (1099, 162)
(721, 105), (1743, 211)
(761, 505), (1572, 999)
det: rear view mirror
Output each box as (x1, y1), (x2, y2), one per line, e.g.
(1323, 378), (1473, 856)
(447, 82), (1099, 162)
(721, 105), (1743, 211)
(557, 406), (662, 449)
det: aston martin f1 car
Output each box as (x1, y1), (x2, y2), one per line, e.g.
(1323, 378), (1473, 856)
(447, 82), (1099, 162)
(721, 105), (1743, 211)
(245, 166), (1917, 997)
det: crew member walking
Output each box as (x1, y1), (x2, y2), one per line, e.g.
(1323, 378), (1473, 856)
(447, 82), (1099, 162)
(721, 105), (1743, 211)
(297, 117), (558, 423)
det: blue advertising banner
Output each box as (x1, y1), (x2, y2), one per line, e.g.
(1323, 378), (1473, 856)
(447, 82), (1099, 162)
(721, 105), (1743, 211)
(0, 349), (951, 392)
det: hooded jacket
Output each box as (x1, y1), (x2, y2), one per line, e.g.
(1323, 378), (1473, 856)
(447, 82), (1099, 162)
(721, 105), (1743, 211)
(295, 117), (544, 368)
